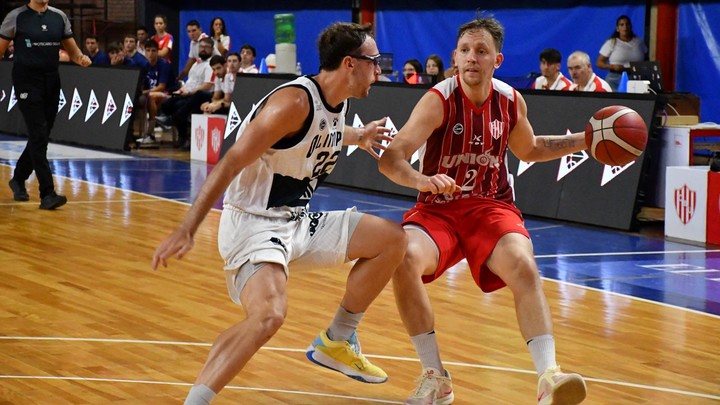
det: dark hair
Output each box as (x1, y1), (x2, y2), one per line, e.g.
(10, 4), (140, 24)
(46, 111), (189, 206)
(227, 52), (241, 61)
(123, 33), (137, 42)
(402, 59), (423, 83)
(425, 54), (445, 81)
(240, 44), (256, 58)
(85, 35), (99, 42)
(209, 17), (227, 36)
(457, 14), (504, 52)
(610, 15), (637, 39)
(317, 22), (374, 71)
(144, 39), (159, 50)
(136, 26), (148, 34)
(539, 48), (562, 64)
(199, 37), (215, 48)
(186, 20), (201, 29)
(209, 55), (226, 67)
(107, 42), (123, 54)
(154, 15), (168, 25)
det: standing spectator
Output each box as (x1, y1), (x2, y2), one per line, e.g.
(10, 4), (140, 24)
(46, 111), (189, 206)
(1, 0), (92, 210)
(209, 17), (230, 57)
(137, 39), (177, 144)
(202, 52), (239, 115)
(178, 20), (220, 80)
(151, 22), (402, 404)
(402, 58), (423, 84)
(568, 51), (612, 92)
(136, 25), (149, 57)
(378, 15), (587, 405)
(596, 15), (647, 90)
(425, 54), (445, 83)
(238, 44), (258, 74)
(151, 14), (173, 63)
(532, 48), (572, 90)
(84, 35), (109, 65)
(159, 37), (215, 150)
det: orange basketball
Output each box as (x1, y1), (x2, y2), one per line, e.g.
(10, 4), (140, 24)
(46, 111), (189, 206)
(584, 105), (648, 166)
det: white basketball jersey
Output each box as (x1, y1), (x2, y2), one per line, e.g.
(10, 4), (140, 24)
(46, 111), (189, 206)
(223, 76), (347, 217)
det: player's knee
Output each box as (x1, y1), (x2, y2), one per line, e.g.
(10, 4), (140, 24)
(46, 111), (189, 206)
(505, 255), (541, 290)
(396, 238), (433, 280)
(256, 306), (286, 338)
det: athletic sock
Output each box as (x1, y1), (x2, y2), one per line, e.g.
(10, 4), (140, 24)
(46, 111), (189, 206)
(527, 334), (557, 375)
(411, 330), (443, 372)
(184, 384), (216, 405)
(326, 306), (363, 341)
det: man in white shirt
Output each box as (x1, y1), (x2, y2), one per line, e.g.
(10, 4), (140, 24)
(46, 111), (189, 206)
(567, 51), (612, 92)
(178, 20), (220, 80)
(532, 48), (572, 91)
(202, 52), (240, 115)
(238, 44), (259, 74)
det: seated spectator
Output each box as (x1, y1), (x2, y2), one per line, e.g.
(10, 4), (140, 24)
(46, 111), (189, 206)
(209, 17), (230, 57)
(402, 58), (423, 84)
(137, 39), (178, 144)
(444, 50), (457, 78)
(159, 37), (216, 150)
(425, 54), (445, 83)
(178, 20), (220, 80)
(238, 44), (259, 74)
(123, 33), (149, 70)
(136, 26), (149, 57)
(84, 35), (109, 65)
(567, 51), (612, 92)
(107, 42), (126, 65)
(201, 52), (240, 115)
(532, 48), (572, 90)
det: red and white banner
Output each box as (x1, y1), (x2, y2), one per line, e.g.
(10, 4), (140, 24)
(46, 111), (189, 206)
(191, 114), (226, 164)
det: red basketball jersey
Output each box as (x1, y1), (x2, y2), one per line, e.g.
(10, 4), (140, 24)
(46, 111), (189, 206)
(418, 76), (518, 204)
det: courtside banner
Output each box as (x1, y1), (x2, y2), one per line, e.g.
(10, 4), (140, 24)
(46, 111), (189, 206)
(0, 61), (141, 151)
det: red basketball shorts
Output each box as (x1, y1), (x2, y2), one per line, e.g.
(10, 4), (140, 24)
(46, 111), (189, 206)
(402, 197), (530, 292)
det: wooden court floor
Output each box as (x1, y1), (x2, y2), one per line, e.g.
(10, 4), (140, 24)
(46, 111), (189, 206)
(1, 162), (719, 404)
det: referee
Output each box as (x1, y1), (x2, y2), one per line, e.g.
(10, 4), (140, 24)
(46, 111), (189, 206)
(0, 0), (91, 210)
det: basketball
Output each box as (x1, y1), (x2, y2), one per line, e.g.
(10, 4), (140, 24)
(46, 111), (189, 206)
(584, 105), (648, 166)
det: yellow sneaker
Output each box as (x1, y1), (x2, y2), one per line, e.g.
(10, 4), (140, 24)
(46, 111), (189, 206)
(404, 367), (454, 404)
(537, 366), (586, 405)
(306, 330), (388, 383)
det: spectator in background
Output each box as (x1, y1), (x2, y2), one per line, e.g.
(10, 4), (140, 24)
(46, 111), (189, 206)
(151, 14), (173, 63)
(443, 50), (457, 78)
(136, 25), (149, 57)
(238, 44), (259, 74)
(568, 51), (612, 92)
(107, 42), (125, 65)
(159, 37), (215, 150)
(202, 52), (239, 115)
(3, 40), (13, 59)
(123, 33), (149, 70)
(178, 20), (220, 80)
(402, 58), (423, 84)
(425, 54), (445, 83)
(84, 35), (109, 64)
(209, 17), (230, 57)
(137, 39), (177, 144)
(532, 48), (572, 90)
(596, 15), (647, 90)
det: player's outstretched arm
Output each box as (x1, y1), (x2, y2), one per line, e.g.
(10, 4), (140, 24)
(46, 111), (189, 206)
(379, 92), (458, 194)
(508, 92), (586, 163)
(344, 117), (392, 160)
(151, 87), (310, 270)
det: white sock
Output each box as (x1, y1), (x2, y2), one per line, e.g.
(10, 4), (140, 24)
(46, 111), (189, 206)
(527, 334), (557, 375)
(411, 330), (443, 372)
(327, 306), (363, 341)
(184, 384), (216, 405)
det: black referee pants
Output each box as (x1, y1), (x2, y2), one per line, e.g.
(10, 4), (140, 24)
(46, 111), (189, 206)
(12, 67), (61, 199)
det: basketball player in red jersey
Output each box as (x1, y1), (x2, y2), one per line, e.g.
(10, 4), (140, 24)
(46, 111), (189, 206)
(379, 16), (588, 405)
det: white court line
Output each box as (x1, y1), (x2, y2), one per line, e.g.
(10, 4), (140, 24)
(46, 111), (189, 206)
(536, 249), (720, 259)
(0, 336), (718, 400)
(0, 375), (401, 404)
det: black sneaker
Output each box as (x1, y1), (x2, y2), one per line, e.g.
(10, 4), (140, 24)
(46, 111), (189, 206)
(8, 179), (29, 201)
(39, 193), (67, 210)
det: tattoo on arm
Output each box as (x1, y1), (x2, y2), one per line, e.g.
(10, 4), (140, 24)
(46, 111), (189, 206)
(542, 137), (577, 151)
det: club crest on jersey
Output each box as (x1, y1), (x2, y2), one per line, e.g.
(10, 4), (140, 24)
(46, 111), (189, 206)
(489, 119), (504, 140)
(319, 118), (326, 131)
(453, 123), (463, 135)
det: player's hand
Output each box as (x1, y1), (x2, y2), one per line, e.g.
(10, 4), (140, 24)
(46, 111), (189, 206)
(151, 228), (194, 270)
(357, 117), (393, 160)
(417, 174), (460, 195)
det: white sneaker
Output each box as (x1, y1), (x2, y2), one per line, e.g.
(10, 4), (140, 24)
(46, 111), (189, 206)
(138, 135), (156, 144)
(404, 367), (454, 405)
(537, 366), (586, 405)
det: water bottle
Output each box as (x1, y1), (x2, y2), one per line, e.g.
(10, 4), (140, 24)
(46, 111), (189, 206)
(296, 62), (302, 75)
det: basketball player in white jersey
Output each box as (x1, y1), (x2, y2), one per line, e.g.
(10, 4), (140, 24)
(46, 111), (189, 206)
(379, 16), (588, 404)
(152, 22), (405, 405)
